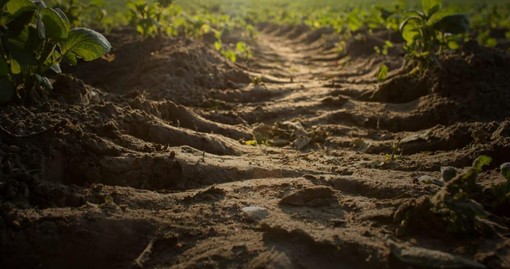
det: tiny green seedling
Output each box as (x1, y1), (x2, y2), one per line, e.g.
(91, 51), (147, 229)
(385, 139), (402, 162)
(376, 64), (389, 82)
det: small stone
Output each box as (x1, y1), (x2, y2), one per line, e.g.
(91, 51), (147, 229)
(501, 163), (510, 180)
(279, 186), (336, 207)
(417, 175), (444, 186)
(242, 206), (270, 222)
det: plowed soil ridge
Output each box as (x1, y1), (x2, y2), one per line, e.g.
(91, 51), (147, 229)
(1, 25), (509, 269)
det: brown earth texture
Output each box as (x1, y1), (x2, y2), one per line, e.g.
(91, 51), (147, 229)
(1, 25), (510, 269)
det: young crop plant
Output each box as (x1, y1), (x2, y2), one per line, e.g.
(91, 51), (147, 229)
(128, 0), (174, 38)
(213, 30), (252, 63)
(397, 156), (497, 236)
(0, 0), (111, 104)
(50, 0), (107, 28)
(399, 0), (469, 71)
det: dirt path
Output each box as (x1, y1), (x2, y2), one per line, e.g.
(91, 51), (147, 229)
(1, 25), (510, 269)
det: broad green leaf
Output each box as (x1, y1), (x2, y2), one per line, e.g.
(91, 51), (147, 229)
(6, 26), (41, 64)
(40, 7), (70, 40)
(64, 52), (78, 65)
(60, 27), (111, 61)
(5, 9), (35, 38)
(421, 0), (441, 17)
(428, 7), (463, 26)
(399, 15), (422, 32)
(401, 21), (420, 45)
(6, 0), (35, 15)
(0, 77), (15, 103)
(433, 14), (469, 34)
(6, 38), (37, 66)
(10, 59), (21, 74)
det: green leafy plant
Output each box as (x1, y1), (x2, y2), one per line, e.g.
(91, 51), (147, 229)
(128, 0), (173, 38)
(0, 0), (111, 103)
(398, 156), (498, 235)
(399, 0), (469, 70)
(50, 0), (107, 28)
(213, 30), (252, 63)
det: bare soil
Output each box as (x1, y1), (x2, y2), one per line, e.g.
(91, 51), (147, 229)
(1, 25), (510, 269)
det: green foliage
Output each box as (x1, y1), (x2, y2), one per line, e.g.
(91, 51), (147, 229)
(430, 156), (492, 234)
(128, 0), (174, 38)
(0, 0), (111, 103)
(374, 40), (394, 56)
(213, 30), (252, 63)
(399, 0), (469, 70)
(50, 0), (107, 28)
(399, 156), (495, 235)
(376, 64), (389, 82)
